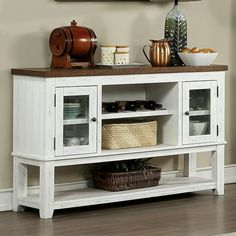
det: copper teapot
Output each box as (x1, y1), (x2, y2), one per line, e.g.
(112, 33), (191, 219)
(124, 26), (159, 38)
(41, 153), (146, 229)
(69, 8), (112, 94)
(143, 39), (171, 67)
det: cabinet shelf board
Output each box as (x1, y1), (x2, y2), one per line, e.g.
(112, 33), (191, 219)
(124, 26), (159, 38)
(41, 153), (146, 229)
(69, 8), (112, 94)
(52, 144), (218, 166)
(19, 177), (215, 211)
(101, 144), (178, 156)
(54, 177), (215, 209)
(19, 197), (40, 210)
(189, 110), (210, 116)
(102, 109), (175, 120)
(63, 118), (89, 125)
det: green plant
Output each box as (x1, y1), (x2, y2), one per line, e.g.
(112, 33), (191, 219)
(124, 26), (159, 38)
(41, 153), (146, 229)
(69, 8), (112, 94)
(95, 159), (157, 173)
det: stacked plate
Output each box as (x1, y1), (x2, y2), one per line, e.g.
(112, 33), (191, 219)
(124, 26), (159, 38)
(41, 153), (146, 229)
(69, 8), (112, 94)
(64, 103), (83, 119)
(64, 137), (89, 147)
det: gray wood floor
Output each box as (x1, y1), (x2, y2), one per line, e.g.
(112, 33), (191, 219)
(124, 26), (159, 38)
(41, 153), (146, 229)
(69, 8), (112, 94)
(1, 184), (236, 236)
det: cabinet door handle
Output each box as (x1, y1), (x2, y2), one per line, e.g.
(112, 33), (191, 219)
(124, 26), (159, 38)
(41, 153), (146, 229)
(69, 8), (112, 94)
(185, 111), (190, 116)
(91, 117), (97, 122)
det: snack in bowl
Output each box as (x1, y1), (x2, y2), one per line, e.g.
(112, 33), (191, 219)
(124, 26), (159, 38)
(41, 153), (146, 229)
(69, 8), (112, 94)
(181, 48), (191, 53)
(178, 47), (218, 66)
(191, 47), (201, 53)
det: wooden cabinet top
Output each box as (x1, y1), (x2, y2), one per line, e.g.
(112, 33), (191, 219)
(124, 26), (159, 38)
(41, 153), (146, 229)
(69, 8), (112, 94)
(11, 65), (228, 78)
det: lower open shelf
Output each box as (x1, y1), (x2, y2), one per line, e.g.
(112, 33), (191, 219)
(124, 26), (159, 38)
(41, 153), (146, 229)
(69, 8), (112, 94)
(19, 177), (216, 211)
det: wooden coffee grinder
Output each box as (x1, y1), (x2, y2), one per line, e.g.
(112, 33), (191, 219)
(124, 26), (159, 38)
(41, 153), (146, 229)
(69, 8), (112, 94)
(49, 20), (97, 68)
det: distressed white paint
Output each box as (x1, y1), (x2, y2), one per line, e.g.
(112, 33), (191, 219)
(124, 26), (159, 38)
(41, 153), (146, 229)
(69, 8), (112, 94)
(217, 75), (225, 142)
(184, 153), (197, 177)
(12, 156), (27, 212)
(4, 164), (235, 215)
(54, 178), (216, 209)
(13, 76), (46, 159)
(45, 78), (56, 159)
(39, 161), (55, 219)
(12, 70), (226, 219)
(97, 85), (103, 154)
(20, 177), (216, 211)
(212, 145), (225, 195)
(53, 144), (218, 166)
(12, 142), (226, 162)
(53, 72), (225, 87)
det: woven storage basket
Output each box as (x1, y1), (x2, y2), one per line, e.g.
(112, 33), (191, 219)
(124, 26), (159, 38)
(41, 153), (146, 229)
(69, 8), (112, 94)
(102, 121), (157, 149)
(93, 168), (161, 192)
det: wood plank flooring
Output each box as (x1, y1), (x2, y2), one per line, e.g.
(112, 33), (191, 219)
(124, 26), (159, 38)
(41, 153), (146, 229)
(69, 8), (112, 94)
(1, 184), (236, 236)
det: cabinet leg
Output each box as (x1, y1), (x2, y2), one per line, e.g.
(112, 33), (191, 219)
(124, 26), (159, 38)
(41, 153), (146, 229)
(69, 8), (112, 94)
(13, 157), (27, 212)
(212, 145), (224, 195)
(183, 153), (197, 177)
(39, 162), (55, 219)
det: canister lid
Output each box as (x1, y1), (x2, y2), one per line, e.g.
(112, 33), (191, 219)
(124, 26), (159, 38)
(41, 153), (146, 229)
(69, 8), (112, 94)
(116, 45), (129, 48)
(100, 44), (117, 48)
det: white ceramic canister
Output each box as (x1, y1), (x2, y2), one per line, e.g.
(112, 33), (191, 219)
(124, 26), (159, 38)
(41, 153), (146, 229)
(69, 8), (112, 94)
(114, 52), (129, 65)
(101, 44), (116, 65)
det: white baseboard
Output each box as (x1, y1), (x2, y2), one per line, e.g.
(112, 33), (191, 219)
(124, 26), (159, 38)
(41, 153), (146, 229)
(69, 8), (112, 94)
(0, 164), (236, 212)
(0, 189), (12, 212)
(195, 164), (236, 184)
(224, 164), (236, 183)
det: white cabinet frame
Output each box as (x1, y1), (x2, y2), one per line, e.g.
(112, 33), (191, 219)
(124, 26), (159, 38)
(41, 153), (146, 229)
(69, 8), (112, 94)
(11, 70), (226, 219)
(183, 81), (217, 144)
(55, 86), (97, 156)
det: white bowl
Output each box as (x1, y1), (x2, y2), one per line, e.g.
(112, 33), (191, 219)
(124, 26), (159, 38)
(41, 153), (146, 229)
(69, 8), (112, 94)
(190, 121), (208, 136)
(178, 53), (218, 66)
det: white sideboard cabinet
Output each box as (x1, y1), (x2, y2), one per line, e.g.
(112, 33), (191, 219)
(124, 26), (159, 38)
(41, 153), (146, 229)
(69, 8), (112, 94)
(11, 65), (228, 219)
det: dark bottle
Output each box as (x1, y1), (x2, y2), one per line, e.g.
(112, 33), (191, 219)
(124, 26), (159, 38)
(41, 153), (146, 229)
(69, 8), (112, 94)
(102, 102), (119, 113)
(125, 101), (137, 111)
(134, 101), (146, 111)
(146, 101), (163, 110)
(154, 103), (163, 109)
(135, 100), (163, 110)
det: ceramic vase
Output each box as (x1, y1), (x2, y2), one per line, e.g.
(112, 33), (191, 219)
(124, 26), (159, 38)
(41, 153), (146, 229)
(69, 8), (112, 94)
(165, 0), (187, 66)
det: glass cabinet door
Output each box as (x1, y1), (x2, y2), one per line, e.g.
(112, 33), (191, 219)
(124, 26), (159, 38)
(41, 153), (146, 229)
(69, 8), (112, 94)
(183, 81), (217, 144)
(55, 87), (97, 156)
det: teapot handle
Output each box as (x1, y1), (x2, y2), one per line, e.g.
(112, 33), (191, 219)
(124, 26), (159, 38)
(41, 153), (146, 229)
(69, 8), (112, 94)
(143, 45), (151, 63)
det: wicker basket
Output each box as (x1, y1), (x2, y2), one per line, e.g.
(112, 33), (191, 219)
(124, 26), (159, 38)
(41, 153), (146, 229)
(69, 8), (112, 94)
(102, 120), (157, 150)
(93, 168), (161, 192)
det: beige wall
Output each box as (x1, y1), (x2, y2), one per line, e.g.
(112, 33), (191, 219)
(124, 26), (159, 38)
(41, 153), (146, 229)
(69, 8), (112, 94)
(0, 0), (234, 189)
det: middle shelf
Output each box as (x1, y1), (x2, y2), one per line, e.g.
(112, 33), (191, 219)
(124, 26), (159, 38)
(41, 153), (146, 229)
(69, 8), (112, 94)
(102, 109), (175, 120)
